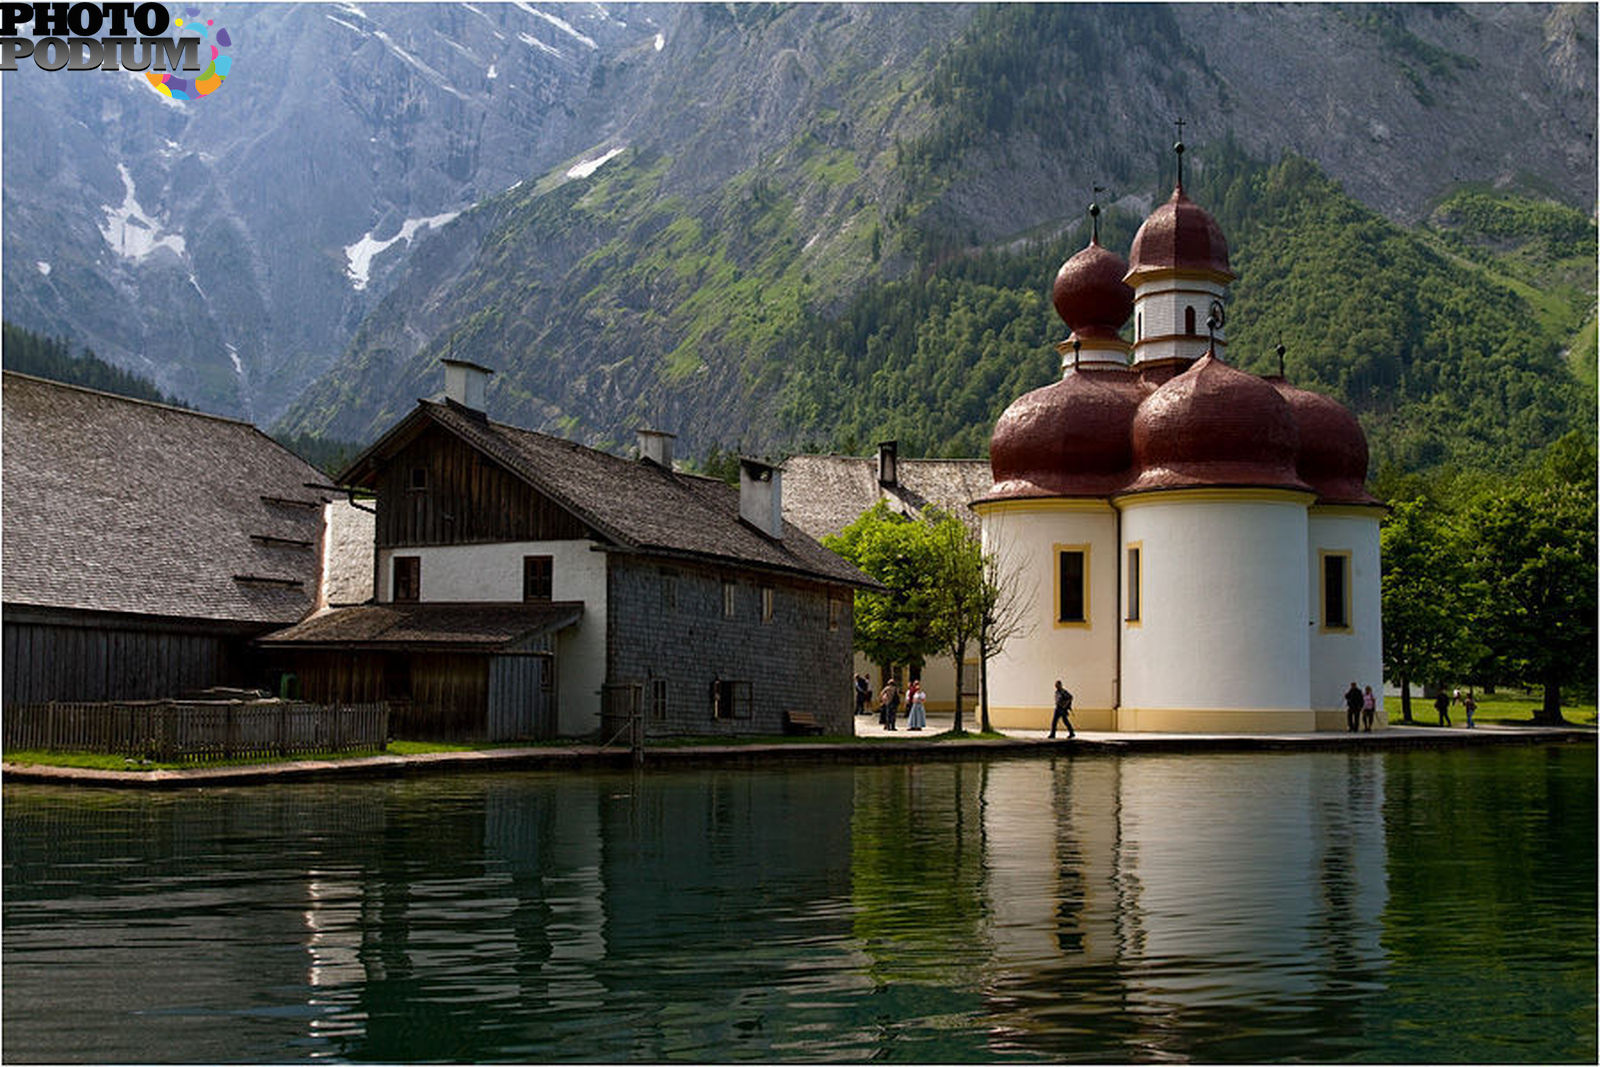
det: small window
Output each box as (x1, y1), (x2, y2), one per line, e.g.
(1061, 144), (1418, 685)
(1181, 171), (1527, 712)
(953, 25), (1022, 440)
(408, 466), (427, 490)
(523, 555), (553, 601)
(828, 597), (841, 631)
(760, 586), (774, 622)
(1056, 547), (1087, 625)
(1126, 545), (1141, 622)
(1135, 311), (1142, 340)
(723, 581), (736, 618)
(660, 570), (677, 611)
(393, 556), (420, 602)
(710, 678), (751, 720)
(1185, 305), (1197, 335)
(1322, 552), (1351, 630)
(651, 678), (668, 720)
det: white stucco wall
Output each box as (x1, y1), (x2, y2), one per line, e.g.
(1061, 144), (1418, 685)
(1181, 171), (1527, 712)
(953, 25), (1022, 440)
(1119, 492), (1311, 720)
(1131, 276), (1228, 363)
(977, 501), (1120, 727)
(1306, 509), (1384, 721)
(376, 540), (608, 732)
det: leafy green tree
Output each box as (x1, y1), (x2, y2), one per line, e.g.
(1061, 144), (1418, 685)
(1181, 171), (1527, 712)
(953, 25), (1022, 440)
(1380, 497), (1475, 722)
(922, 509), (987, 734)
(1460, 466), (1597, 724)
(823, 502), (945, 678)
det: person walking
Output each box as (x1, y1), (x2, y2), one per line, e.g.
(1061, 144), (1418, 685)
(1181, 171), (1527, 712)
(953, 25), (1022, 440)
(1049, 680), (1075, 739)
(1344, 682), (1363, 733)
(879, 678), (901, 731)
(907, 681), (928, 730)
(1361, 685), (1377, 732)
(1463, 689), (1477, 729)
(854, 673), (871, 716)
(1434, 688), (1451, 727)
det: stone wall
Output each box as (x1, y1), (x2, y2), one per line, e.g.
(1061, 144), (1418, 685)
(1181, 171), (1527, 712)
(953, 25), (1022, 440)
(606, 555), (855, 737)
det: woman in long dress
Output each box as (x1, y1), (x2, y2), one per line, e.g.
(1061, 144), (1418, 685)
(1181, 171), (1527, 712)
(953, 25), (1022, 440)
(907, 681), (928, 730)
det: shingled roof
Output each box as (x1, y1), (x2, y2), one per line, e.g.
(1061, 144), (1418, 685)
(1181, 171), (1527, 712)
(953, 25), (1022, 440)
(339, 400), (875, 589)
(780, 453), (994, 539)
(2, 372), (328, 624)
(258, 601), (582, 650)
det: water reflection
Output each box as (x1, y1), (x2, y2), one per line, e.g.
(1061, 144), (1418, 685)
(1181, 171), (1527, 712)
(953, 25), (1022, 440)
(3, 748), (1593, 1063)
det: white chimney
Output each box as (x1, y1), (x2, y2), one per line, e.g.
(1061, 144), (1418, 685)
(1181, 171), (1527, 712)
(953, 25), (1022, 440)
(739, 458), (783, 539)
(877, 440), (898, 487)
(442, 358), (493, 413)
(637, 428), (676, 468)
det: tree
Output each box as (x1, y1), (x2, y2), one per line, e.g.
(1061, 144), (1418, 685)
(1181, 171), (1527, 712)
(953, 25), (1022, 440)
(975, 538), (1033, 734)
(823, 502), (945, 679)
(1380, 497), (1474, 722)
(922, 509), (987, 734)
(1461, 472), (1597, 724)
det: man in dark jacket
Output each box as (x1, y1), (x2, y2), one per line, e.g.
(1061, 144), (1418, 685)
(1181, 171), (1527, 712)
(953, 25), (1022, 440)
(1050, 680), (1075, 739)
(1344, 682), (1363, 733)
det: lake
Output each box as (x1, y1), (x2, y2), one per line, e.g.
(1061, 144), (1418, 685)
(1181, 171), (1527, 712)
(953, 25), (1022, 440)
(3, 745), (1594, 1063)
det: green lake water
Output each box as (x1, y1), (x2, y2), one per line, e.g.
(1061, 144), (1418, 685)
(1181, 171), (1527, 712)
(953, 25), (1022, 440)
(3, 745), (1594, 1063)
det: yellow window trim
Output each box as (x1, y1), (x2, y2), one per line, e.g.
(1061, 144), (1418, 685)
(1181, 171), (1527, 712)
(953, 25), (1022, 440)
(1125, 540), (1143, 626)
(1319, 549), (1353, 633)
(1053, 542), (1090, 629)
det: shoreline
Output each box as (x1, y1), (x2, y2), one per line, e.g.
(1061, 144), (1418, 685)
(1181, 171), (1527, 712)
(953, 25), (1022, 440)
(3, 720), (1591, 789)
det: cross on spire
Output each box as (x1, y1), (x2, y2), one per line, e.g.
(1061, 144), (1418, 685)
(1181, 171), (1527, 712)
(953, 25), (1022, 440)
(1173, 118), (1187, 188)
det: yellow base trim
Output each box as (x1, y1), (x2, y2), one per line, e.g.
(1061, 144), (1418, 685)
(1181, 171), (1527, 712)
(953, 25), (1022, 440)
(983, 706), (1385, 733)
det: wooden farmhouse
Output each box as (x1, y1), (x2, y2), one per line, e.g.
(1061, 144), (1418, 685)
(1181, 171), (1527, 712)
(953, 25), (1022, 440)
(259, 360), (874, 742)
(2, 372), (330, 705)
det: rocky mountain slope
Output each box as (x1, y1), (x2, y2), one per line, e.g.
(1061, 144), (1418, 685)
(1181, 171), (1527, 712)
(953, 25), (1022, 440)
(4, 3), (1594, 462)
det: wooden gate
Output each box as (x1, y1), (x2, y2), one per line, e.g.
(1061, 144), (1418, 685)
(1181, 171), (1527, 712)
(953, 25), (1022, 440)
(487, 653), (553, 741)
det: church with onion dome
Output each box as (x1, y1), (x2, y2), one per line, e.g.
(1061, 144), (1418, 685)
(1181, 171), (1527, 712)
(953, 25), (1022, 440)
(973, 142), (1384, 733)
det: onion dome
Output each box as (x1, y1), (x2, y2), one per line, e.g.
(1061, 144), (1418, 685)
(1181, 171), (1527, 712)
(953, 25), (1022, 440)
(1052, 240), (1134, 341)
(1125, 352), (1310, 494)
(985, 369), (1145, 500)
(1125, 185), (1234, 285)
(1268, 379), (1380, 505)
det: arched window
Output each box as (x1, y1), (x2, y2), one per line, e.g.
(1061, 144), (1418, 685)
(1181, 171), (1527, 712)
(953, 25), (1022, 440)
(1136, 312), (1142, 340)
(1185, 305), (1196, 334)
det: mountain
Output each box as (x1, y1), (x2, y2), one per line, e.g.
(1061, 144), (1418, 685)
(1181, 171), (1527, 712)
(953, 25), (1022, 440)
(4, 3), (1595, 471)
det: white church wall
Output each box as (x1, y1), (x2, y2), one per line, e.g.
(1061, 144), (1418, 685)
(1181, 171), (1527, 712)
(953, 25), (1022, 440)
(1131, 276), (1228, 364)
(978, 500), (1120, 729)
(1118, 491), (1314, 731)
(1307, 509), (1385, 729)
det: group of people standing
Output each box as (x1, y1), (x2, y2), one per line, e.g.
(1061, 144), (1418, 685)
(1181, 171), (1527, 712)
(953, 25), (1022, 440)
(853, 674), (926, 730)
(1433, 686), (1478, 728)
(1342, 683), (1378, 732)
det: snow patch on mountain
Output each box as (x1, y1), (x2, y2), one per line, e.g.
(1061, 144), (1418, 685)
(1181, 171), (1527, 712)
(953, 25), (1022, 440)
(518, 31), (560, 58)
(515, 4), (598, 49)
(566, 147), (625, 179)
(100, 164), (185, 263)
(344, 211), (461, 291)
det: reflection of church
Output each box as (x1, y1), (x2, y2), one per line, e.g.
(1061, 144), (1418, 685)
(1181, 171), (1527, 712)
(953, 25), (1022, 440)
(975, 143), (1383, 732)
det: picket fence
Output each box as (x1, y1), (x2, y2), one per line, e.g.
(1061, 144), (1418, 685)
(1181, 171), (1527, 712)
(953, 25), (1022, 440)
(2, 701), (389, 763)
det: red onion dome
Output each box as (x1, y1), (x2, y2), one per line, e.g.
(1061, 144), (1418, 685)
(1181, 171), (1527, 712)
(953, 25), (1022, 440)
(1125, 186), (1234, 284)
(1051, 240), (1134, 340)
(985, 370), (1144, 500)
(1126, 353), (1310, 494)
(1268, 379), (1379, 505)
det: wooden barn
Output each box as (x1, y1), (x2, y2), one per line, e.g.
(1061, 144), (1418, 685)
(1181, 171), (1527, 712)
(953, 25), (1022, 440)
(258, 360), (874, 742)
(2, 372), (329, 706)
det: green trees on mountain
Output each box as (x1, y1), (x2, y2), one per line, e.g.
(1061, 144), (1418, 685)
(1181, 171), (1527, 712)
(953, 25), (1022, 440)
(2, 322), (184, 407)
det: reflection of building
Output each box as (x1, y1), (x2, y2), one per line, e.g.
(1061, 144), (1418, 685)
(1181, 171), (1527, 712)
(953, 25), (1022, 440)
(262, 361), (872, 741)
(975, 148), (1383, 733)
(782, 444), (993, 709)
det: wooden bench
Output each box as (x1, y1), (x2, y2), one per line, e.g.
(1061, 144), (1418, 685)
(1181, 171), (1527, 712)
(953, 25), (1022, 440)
(783, 711), (825, 736)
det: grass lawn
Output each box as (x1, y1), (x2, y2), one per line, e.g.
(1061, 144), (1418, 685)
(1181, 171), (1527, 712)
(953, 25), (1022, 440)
(1386, 689), (1597, 728)
(4, 740), (475, 772)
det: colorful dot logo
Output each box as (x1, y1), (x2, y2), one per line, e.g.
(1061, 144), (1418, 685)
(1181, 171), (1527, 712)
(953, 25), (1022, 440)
(146, 8), (232, 101)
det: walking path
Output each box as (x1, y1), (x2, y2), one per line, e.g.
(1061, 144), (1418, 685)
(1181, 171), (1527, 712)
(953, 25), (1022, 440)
(3, 711), (1590, 788)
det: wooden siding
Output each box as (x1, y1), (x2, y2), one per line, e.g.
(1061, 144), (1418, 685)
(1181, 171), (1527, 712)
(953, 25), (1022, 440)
(278, 648), (492, 742)
(487, 654), (553, 741)
(376, 425), (589, 548)
(2, 617), (254, 706)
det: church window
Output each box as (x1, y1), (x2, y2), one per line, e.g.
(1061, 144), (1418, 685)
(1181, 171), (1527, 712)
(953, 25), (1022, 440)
(1125, 544), (1142, 623)
(1054, 545), (1088, 626)
(1321, 551), (1352, 631)
(393, 556), (420, 602)
(1135, 312), (1142, 340)
(1185, 305), (1196, 334)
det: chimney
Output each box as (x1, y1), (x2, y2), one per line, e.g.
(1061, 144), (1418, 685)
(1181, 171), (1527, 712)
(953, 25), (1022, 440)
(637, 428), (676, 469)
(441, 358), (493, 414)
(877, 440), (898, 487)
(738, 457), (783, 539)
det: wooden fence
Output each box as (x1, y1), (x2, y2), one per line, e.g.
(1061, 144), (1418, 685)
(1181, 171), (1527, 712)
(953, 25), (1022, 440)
(2, 701), (389, 763)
